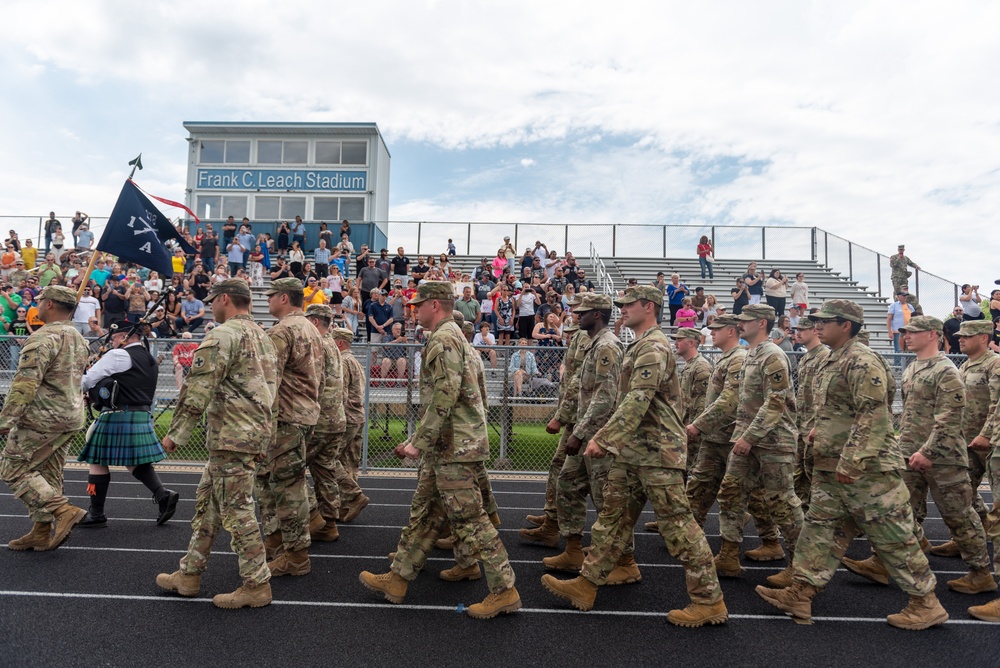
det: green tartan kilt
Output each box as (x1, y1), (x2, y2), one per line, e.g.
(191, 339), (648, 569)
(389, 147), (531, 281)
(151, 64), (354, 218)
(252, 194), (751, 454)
(77, 411), (165, 467)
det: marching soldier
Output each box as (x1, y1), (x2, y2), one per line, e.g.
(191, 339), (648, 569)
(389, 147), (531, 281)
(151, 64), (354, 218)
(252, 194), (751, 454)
(331, 327), (369, 521)
(789, 317), (829, 512)
(0, 285), (89, 551)
(156, 279), (278, 608)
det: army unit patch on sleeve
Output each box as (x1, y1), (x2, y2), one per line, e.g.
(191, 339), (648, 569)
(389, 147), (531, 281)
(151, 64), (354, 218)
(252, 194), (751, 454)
(871, 376), (882, 386)
(193, 356), (206, 368)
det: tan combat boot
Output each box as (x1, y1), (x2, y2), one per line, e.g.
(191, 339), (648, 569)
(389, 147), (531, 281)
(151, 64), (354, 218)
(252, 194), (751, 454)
(919, 536), (931, 554)
(307, 510), (326, 536)
(518, 518), (560, 548)
(542, 535), (584, 572)
(434, 527), (457, 550)
(488, 511), (501, 528)
(439, 563), (482, 581)
(842, 554), (889, 585)
(540, 574), (598, 611)
(264, 531), (284, 561)
(155, 570), (202, 597)
(466, 586), (522, 619)
(525, 513), (545, 527)
(968, 597), (1000, 623)
(714, 540), (743, 578)
(312, 520), (340, 542)
(267, 549), (311, 577)
(928, 540), (961, 557)
(213, 581), (273, 609)
(340, 494), (370, 523)
(755, 581), (819, 623)
(644, 520), (658, 532)
(7, 522), (52, 551)
(886, 592), (949, 630)
(605, 553), (642, 586)
(745, 539), (786, 562)
(359, 570), (408, 604)
(45, 504), (87, 551)
(947, 568), (998, 595)
(765, 565), (796, 588)
(667, 598), (729, 627)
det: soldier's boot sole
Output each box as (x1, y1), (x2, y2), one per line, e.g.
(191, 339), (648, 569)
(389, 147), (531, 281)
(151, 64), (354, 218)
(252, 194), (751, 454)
(212, 582), (272, 609)
(466, 587), (522, 619)
(666, 600), (729, 627)
(44, 505), (87, 551)
(540, 575), (597, 612)
(439, 564), (482, 582)
(928, 540), (961, 557)
(968, 599), (1000, 623)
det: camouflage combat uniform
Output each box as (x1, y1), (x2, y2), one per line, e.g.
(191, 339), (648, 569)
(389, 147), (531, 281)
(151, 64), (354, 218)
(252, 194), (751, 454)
(0, 318), (87, 523)
(256, 310), (324, 552)
(981, 353), (1000, 572)
(305, 328), (347, 523)
(793, 340), (830, 508)
(889, 253), (918, 296)
(900, 351), (989, 569)
(679, 350), (712, 473)
(581, 321), (721, 606)
(391, 312), (515, 594)
(792, 332), (935, 596)
(335, 331), (367, 507)
(717, 319), (803, 553)
(958, 348), (1000, 519)
(557, 326), (622, 539)
(168, 313), (277, 585)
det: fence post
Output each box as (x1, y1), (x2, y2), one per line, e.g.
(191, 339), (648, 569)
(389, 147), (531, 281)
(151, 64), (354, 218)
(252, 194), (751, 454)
(848, 242), (853, 282)
(811, 227), (817, 262)
(711, 226), (716, 258)
(416, 222), (422, 255)
(662, 226), (667, 257)
(761, 227), (766, 260)
(499, 351), (511, 461)
(564, 226), (569, 256)
(877, 254), (882, 297)
(467, 223), (471, 255)
(36, 216), (43, 251)
(915, 270), (920, 299)
(824, 231), (828, 267)
(954, 282), (959, 308)
(612, 226), (616, 256)
(361, 346), (372, 473)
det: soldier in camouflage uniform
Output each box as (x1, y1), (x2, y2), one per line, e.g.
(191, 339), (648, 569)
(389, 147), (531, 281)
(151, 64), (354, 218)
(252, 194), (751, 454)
(889, 245), (920, 299)
(929, 320), (999, 557)
(755, 299), (947, 629)
(0, 285), (88, 551)
(542, 286), (727, 628)
(714, 304), (803, 585)
(303, 304), (347, 543)
(844, 315), (994, 594)
(360, 282), (520, 619)
(156, 280), (278, 609)
(331, 327), (369, 521)
(257, 277), (325, 577)
(790, 317), (830, 511)
(522, 294), (586, 543)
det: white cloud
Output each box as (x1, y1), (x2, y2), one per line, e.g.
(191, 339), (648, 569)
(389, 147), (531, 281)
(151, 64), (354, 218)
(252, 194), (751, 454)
(520, 158), (536, 168)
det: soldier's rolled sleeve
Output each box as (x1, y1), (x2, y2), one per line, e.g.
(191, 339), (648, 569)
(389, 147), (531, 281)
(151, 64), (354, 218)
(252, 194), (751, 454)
(410, 346), (462, 453)
(741, 359), (792, 446)
(918, 372), (965, 462)
(167, 339), (227, 446)
(0, 340), (50, 430)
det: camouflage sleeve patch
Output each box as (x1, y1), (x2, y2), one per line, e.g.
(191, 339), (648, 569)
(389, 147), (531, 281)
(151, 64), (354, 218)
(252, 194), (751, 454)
(763, 354), (790, 391)
(853, 360), (887, 404)
(939, 372), (965, 407)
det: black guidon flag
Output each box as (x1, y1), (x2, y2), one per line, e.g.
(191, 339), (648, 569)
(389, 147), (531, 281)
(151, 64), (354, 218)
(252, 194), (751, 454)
(97, 180), (197, 278)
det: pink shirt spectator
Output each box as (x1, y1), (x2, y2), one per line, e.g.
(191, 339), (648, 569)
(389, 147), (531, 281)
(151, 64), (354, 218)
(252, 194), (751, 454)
(675, 307), (698, 329)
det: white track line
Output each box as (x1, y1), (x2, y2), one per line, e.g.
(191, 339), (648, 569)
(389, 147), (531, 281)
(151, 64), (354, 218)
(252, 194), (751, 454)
(0, 590), (991, 624)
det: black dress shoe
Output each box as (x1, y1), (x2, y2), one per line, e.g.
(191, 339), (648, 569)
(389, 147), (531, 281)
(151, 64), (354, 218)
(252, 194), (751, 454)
(156, 490), (180, 526)
(79, 513), (108, 528)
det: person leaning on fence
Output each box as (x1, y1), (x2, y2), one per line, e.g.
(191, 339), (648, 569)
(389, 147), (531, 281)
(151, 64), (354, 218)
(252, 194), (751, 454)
(157, 278), (278, 609)
(171, 331), (198, 389)
(330, 327), (369, 521)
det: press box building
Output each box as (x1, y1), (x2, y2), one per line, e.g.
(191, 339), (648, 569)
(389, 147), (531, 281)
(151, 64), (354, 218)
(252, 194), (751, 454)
(182, 121), (390, 250)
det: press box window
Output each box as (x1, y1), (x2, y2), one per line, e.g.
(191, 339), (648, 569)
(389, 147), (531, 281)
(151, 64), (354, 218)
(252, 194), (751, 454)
(314, 196), (365, 221)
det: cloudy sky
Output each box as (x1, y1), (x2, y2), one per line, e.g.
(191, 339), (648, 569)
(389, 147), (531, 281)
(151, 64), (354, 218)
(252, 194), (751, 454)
(1, 0), (997, 293)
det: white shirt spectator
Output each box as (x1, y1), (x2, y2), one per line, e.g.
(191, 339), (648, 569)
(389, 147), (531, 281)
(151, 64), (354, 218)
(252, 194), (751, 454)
(74, 295), (101, 325)
(473, 331), (496, 347)
(145, 278), (163, 293)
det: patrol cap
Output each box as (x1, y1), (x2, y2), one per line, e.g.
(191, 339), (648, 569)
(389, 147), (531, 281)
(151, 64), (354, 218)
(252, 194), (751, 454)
(856, 329), (871, 345)
(264, 277), (305, 296)
(957, 320), (993, 337)
(564, 323), (579, 333)
(451, 310), (465, 326)
(707, 314), (741, 329)
(671, 327), (703, 342)
(331, 327), (355, 343)
(407, 281), (455, 305)
(204, 278), (252, 303)
(809, 299), (864, 324)
(792, 317), (816, 330)
(898, 244), (905, 250)
(38, 285), (78, 307)
(305, 303), (334, 320)
(736, 304), (776, 321)
(614, 285), (663, 307)
(573, 293), (612, 313)
(462, 322), (474, 335)
(566, 293), (584, 307)
(899, 315), (944, 333)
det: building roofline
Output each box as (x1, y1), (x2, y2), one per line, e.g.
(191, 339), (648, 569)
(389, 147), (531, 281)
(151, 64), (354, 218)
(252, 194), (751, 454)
(182, 121), (390, 157)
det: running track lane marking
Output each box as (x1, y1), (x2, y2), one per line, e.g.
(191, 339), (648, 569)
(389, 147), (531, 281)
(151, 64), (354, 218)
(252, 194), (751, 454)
(0, 590), (991, 624)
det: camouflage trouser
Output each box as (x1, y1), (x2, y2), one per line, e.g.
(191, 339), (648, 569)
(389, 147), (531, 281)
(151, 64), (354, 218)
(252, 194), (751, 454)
(685, 440), (780, 540)
(987, 449), (1000, 571)
(542, 426), (572, 523)
(305, 429), (346, 521)
(255, 423), (312, 552)
(903, 464), (989, 569)
(891, 276), (909, 296)
(180, 451), (269, 585)
(969, 448), (989, 519)
(718, 449), (803, 550)
(392, 460), (516, 593)
(335, 424), (364, 505)
(794, 436), (813, 510)
(0, 428), (74, 523)
(793, 470), (935, 596)
(454, 463), (499, 569)
(686, 436), (702, 476)
(557, 452), (611, 538)
(581, 463), (721, 604)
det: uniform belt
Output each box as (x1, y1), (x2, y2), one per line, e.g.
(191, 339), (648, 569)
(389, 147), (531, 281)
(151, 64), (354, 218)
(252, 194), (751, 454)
(102, 405), (151, 413)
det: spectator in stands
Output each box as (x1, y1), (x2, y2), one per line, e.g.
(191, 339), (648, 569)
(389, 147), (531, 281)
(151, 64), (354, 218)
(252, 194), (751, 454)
(390, 247), (411, 286)
(960, 284), (984, 320)
(6, 230), (19, 253)
(226, 235), (246, 276)
(163, 291), (182, 326)
(690, 287), (707, 323)
(455, 285), (481, 326)
(388, 283), (407, 324)
(20, 238), (36, 270)
(473, 257), (492, 283)
(544, 251), (561, 281)
(549, 266), (568, 295)
(144, 270), (163, 293)
(651, 271), (668, 305)
(666, 273), (690, 325)
(149, 306), (174, 339)
(424, 260), (446, 282)
(379, 322), (408, 382)
(764, 268), (789, 317)
(354, 245), (370, 274)
(731, 277), (749, 315)
(330, 247), (348, 277)
(473, 321), (498, 368)
(533, 241), (549, 266)
(509, 337), (541, 396)
(75, 223), (94, 251)
(788, 305), (801, 329)
(248, 244), (266, 287)
(990, 289), (1000, 321)
(86, 315), (104, 339)
(743, 262), (763, 304)
(789, 272), (809, 311)
(533, 311), (562, 377)
(0, 244), (18, 280)
(574, 268), (594, 292)
(313, 239), (331, 278)
(327, 265), (344, 318)
(561, 283), (577, 311)
(675, 297), (698, 329)
(342, 286), (362, 335)
(125, 275), (150, 324)
(290, 216), (306, 248)
(886, 290), (913, 352)
(288, 240), (305, 276)
(701, 314), (717, 343)
(303, 277), (326, 305)
(439, 253), (455, 280)
(410, 256), (429, 283)
(175, 291), (205, 333)
(697, 235), (714, 279)
(172, 331), (198, 388)
(493, 249), (510, 280)
(943, 306), (964, 353)
(374, 248), (391, 276)
(495, 284), (516, 346)
(358, 256), (387, 295)
(447, 238), (457, 256)
(222, 216), (237, 248)
(317, 222), (335, 248)
(500, 236), (516, 272)
(38, 253), (61, 287)
(536, 290), (559, 325)
(771, 314), (794, 352)
(51, 224), (65, 258)
(338, 234), (354, 271)
(276, 221), (290, 257)
(367, 289), (394, 343)
(101, 277), (128, 327)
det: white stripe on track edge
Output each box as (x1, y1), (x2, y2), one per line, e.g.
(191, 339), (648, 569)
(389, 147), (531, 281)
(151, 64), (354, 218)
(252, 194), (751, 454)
(0, 590), (992, 624)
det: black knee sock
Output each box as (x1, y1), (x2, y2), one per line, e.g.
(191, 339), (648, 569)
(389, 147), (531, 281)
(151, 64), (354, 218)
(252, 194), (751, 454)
(86, 473), (111, 517)
(131, 464), (167, 502)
